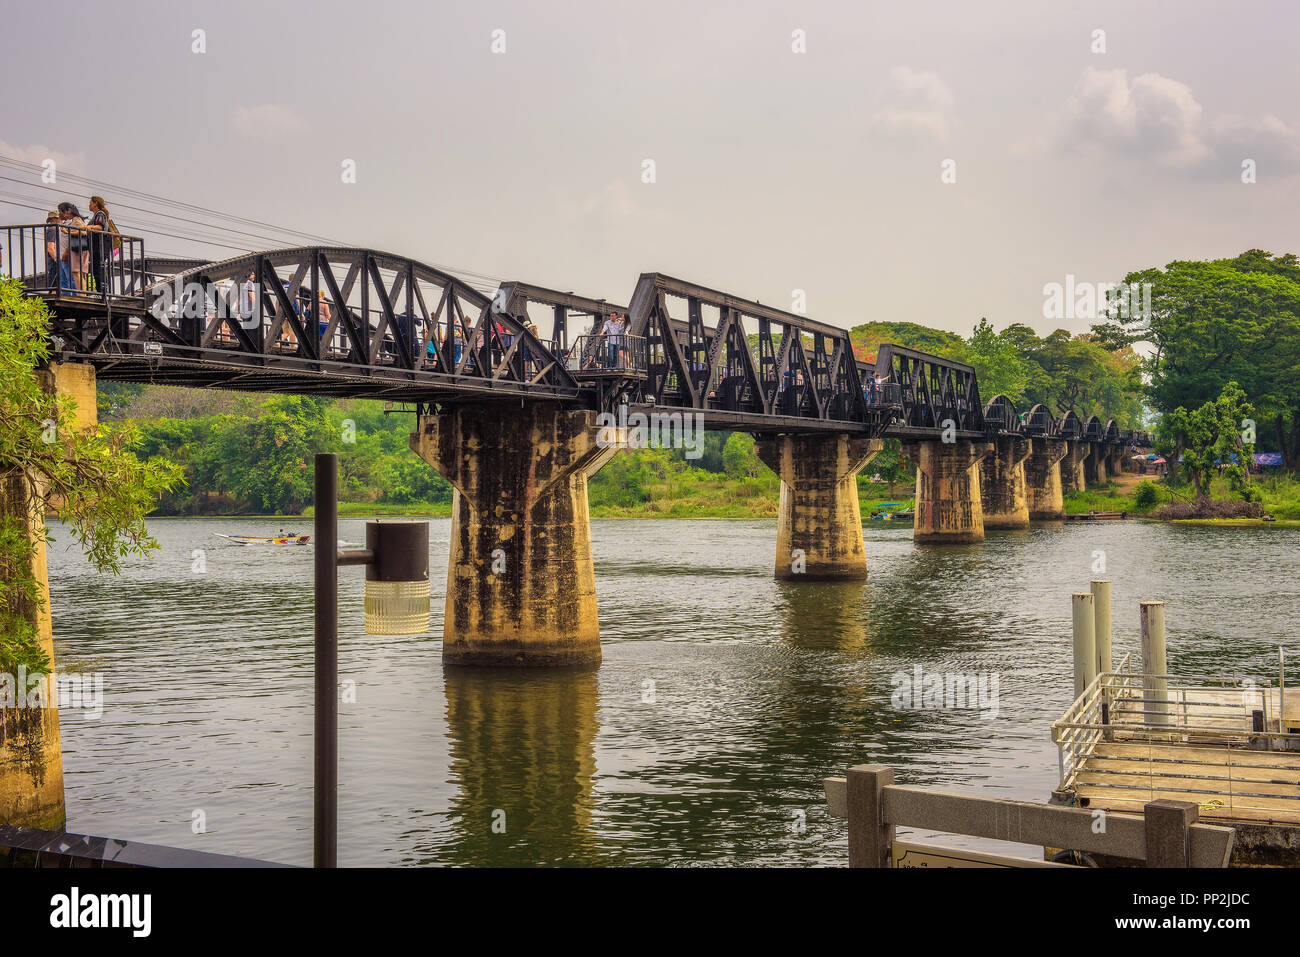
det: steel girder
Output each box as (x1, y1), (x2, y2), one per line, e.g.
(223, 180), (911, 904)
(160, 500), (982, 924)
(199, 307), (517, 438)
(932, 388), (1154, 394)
(45, 247), (579, 401)
(624, 272), (875, 430)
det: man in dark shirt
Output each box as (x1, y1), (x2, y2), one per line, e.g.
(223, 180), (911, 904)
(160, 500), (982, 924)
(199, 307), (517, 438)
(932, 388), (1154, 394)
(85, 196), (111, 293)
(43, 211), (61, 289)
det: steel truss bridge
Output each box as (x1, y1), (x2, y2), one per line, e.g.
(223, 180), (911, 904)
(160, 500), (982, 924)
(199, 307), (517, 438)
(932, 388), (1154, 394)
(2, 227), (1147, 448)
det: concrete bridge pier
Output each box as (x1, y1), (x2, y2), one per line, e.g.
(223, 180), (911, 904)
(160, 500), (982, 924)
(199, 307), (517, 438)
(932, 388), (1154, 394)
(1109, 446), (1127, 475)
(979, 436), (1032, 530)
(1084, 443), (1100, 485)
(1025, 438), (1069, 521)
(1061, 441), (1087, 493)
(0, 362), (94, 829)
(411, 402), (618, 667)
(755, 434), (882, 580)
(1087, 442), (1111, 484)
(902, 440), (993, 544)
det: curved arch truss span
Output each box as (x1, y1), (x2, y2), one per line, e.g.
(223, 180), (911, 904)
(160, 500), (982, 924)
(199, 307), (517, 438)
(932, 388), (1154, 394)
(71, 247), (578, 401)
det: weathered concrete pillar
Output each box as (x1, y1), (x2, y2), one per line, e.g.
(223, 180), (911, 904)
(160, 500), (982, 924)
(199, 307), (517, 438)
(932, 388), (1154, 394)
(410, 402), (618, 667)
(1111, 446), (1127, 475)
(1060, 441), (1087, 493)
(1083, 442), (1101, 485)
(979, 436), (1032, 530)
(755, 434), (882, 580)
(0, 362), (95, 829)
(902, 440), (993, 544)
(1026, 438), (1068, 522)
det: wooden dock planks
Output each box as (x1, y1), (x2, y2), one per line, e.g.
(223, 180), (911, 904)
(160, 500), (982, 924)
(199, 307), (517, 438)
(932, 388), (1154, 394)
(1074, 740), (1300, 825)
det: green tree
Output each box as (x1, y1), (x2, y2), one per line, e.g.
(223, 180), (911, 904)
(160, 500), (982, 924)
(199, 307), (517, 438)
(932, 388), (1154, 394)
(1165, 381), (1255, 500)
(722, 432), (760, 478)
(863, 438), (911, 498)
(0, 278), (181, 673)
(195, 395), (335, 513)
(1094, 251), (1300, 466)
(966, 318), (1032, 404)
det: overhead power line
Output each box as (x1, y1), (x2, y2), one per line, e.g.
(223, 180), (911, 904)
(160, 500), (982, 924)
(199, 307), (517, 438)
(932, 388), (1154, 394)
(0, 154), (506, 292)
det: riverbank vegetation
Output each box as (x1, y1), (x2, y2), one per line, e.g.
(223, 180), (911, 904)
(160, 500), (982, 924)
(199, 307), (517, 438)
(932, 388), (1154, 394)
(1, 279), (180, 673)
(110, 388), (915, 520)
(90, 248), (1300, 526)
(1064, 474), (1300, 522)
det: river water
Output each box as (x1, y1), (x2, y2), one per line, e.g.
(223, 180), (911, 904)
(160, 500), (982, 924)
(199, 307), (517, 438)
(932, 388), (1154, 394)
(45, 516), (1300, 866)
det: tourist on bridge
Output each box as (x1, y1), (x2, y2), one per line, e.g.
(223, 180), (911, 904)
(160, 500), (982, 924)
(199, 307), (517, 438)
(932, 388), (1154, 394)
(43, 211), (65, 290)
(56, 203), (90, 292)
(84, 196), (112, 293)
(427, 322), (445, 363)
(240, 271), (258, 323)
(317, 290), (331, 341)
(521, 317), (538, 373)
(601, 311), (627, 369)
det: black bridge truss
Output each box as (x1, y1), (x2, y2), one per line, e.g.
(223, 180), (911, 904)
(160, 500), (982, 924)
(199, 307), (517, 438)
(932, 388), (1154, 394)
(4, 227), (1145, 444)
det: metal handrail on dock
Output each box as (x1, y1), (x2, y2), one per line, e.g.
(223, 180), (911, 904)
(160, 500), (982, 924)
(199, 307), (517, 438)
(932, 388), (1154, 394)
(1052, 662), (1300, 825)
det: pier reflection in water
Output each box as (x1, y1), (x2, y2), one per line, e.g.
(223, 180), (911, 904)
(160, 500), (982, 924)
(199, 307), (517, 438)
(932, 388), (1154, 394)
(435, 667), (599, 866)
(46, 516), (1300, 865)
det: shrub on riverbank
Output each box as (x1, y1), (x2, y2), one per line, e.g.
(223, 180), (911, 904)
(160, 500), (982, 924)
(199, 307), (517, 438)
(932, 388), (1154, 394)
(1074, 474), (1300, 521)
(1064, 485), (1160, 515)
(1156, 499), (1266, 520)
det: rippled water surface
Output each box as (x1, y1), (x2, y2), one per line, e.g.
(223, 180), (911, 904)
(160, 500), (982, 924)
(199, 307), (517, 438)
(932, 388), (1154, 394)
(45, 517), (1300, 866)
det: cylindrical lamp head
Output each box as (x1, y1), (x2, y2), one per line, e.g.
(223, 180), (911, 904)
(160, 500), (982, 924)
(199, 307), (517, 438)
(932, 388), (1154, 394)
(363, 521), (430, 635)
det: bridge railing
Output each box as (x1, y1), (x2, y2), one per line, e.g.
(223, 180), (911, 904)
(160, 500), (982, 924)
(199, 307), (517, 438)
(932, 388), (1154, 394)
(567, 334), (647, 376)
(863, 381), (903, 409)
(2, 223), (145, 303)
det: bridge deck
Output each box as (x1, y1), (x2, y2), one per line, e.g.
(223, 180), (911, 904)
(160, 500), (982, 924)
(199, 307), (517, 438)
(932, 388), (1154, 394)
(5, 233), (1146, 443)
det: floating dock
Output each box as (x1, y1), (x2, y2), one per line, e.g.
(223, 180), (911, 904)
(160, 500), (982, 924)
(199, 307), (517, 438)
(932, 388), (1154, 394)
(1052, 658), (1300, 864)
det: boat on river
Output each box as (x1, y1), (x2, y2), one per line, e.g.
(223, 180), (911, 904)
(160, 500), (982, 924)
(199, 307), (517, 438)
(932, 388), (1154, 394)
(211, 532), (311, 546)
(1063, 511), (1128, 522)
(869, 503), (914, 521)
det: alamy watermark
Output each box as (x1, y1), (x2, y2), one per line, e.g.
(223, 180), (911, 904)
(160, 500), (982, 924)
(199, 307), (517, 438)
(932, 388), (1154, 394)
(596, 406), (705, 459)
(150, 278), (260, 328)
(1, 667), (104, 719)
(1042, 275), (1152, 321)
(890, 665), (999, 720)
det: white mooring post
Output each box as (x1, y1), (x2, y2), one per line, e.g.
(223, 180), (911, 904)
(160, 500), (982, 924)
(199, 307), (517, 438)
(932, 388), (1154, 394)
(1091, 580), (1112, 675)
(1280, 647), (1286, 732)
(1140, 601), (1168, 725)
(1072, 592), (1097, 697)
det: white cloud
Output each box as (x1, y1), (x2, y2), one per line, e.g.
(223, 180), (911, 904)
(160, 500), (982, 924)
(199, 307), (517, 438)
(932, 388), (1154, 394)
(0, 138), (88, 181)
(1209, 112), (1300, 173)
(870, 67), (956, 141)
(1063, 68), (1209, 168)
(1061, 67), (1300, 174)
(232, 104), (307, 139)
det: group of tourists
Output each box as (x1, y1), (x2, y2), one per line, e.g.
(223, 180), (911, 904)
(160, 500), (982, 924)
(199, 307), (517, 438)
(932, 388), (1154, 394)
(43, 197), (120, 293)
(863, 372), (886, 405)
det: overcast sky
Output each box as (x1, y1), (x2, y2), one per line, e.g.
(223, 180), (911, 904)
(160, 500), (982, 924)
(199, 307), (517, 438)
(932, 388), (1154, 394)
(3, 0), (1297, 338)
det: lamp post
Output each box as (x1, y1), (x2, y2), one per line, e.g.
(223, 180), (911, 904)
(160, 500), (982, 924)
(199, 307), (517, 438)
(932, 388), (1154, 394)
(313, 452), (429, 868)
